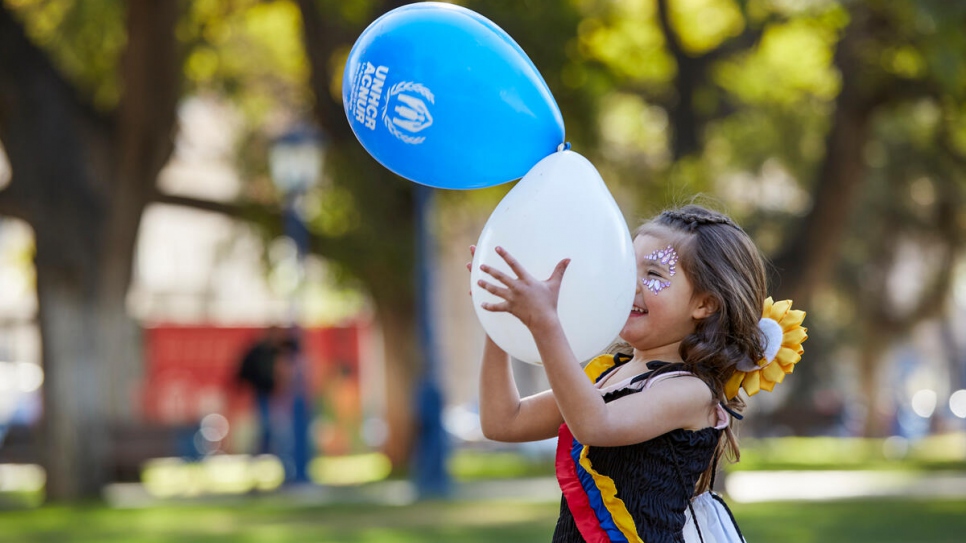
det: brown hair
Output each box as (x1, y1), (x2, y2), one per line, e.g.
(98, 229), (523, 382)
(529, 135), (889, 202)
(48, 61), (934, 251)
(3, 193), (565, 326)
(618, 204), (767, 491)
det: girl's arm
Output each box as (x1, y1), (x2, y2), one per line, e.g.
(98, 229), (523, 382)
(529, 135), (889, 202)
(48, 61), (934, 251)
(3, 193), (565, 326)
(533, 320), (714, 446)
(479, 247), (713, 447)
(478, 335), (563, 442)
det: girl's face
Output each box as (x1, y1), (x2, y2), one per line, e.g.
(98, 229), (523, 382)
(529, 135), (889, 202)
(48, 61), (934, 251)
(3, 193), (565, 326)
(619, 233), (710, 354)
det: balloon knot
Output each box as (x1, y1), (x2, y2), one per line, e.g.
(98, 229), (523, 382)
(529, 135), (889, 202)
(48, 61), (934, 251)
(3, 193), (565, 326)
(557, 142), (572, 152)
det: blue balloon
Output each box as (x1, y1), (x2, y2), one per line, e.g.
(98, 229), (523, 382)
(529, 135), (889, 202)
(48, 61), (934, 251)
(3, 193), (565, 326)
(342, 2), (565, 190)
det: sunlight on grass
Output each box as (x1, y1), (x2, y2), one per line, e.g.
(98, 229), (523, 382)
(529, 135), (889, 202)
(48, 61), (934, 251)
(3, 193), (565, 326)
(0, 464), (45, 508)
(735, 433), (966, 472)
(309, 452), (392, 485)
(141, 454), (285, 497)
(138, 452), (392, 498)
(732, 499), (966, 543)
(449, 449), (554, 480)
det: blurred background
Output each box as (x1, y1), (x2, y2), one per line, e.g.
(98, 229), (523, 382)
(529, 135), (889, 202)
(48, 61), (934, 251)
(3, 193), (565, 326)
(0, 0), (965, 540)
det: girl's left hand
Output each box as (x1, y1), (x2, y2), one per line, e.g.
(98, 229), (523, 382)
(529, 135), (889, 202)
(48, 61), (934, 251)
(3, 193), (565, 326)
(477, 246), (570, 332)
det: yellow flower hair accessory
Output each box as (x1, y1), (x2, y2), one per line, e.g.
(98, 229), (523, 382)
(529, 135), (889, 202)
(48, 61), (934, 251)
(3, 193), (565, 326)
(725, 297), (807, 400)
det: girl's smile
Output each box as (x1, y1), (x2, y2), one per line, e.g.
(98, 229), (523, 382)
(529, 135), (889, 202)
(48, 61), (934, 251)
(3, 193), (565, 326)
(629, 304), (648, 317)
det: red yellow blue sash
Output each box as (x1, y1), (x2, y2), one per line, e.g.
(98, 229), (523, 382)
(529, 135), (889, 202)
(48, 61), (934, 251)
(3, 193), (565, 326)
(555, 355), (644, 543)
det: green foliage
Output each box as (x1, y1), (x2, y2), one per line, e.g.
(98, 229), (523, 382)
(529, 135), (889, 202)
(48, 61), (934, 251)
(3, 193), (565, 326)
(668, 0), (746, 55)
(179, 0), (311, 123)
(4, 0), (125, 109)
(577, 1), (674, 85)
(732, 499), (966, 543)
(565, 0), (848, 219)
(879, 0), (966, 95)
(714, 16), (843, 106)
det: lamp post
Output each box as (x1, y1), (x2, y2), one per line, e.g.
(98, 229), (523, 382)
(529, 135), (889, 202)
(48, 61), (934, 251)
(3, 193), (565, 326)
(269, 124), (325, 484)
(269, 125), (325, 270)
(412, 184), (451, 497)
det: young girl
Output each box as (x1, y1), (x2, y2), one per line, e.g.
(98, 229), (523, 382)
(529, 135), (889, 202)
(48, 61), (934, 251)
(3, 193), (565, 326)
(475, 204), (779, 543)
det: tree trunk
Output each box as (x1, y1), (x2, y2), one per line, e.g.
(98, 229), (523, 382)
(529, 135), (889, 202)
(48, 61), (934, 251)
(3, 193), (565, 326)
(34, 258), (109, 498)
(655, 0), (702, 159)
(100, 0), (180, 422)
(770, 14), (876, 304)
(0, 3), (180, 499)
(857, 321), (890, 437)
(375, 304), (420, 467)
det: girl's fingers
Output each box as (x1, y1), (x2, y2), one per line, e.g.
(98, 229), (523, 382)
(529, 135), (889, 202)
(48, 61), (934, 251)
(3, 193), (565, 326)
(480, 300), (509, 313)
(549, 258), (571, 285)
(477, 279), (511, 300)
(479, 263), (515, 287)
(495, 246), (530, 280)
(466, 245), (476, 273)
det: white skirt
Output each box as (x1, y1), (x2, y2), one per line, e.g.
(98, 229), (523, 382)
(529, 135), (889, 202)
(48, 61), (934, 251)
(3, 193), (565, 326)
(682, 492), (746, 543)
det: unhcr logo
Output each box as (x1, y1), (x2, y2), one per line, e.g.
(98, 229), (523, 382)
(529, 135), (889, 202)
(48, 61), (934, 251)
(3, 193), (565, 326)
(382, 82), (435, 144)
(350, 62), (388, 130)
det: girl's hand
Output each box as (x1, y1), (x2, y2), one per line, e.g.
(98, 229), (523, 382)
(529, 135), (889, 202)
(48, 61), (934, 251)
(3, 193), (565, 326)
(466, 245), (476, 272)
(466, 245), (476, 295)
(477, 246), (570, 333)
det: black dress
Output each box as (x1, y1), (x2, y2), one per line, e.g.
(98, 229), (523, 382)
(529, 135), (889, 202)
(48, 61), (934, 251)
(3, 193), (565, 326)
(552, 359), (723, 543)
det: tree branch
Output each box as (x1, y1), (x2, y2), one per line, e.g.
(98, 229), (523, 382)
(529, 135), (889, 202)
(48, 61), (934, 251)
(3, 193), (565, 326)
(151, 192), (269, 220)
(655, 0), (686, 63)
(653, 0), (769, 158)
(151, 191), (350, 259)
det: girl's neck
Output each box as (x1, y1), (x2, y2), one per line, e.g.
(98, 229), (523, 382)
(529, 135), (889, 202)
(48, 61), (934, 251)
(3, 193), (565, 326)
(598, 345), (684, 389)
(630, 344), (683, 365)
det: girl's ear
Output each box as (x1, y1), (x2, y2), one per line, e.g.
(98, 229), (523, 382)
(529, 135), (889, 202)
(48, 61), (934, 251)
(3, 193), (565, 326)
(691, 294), (718, 321)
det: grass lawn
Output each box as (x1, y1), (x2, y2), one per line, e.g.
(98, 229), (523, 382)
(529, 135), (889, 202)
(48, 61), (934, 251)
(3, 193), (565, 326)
(0, 496), (964, 542)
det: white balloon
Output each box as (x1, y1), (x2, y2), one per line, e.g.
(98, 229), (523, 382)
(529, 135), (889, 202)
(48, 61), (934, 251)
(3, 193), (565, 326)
(471, 150), (637, 364)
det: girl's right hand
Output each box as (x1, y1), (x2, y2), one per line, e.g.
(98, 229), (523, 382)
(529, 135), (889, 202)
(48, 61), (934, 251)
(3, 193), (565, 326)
(477, 246), (570, 334)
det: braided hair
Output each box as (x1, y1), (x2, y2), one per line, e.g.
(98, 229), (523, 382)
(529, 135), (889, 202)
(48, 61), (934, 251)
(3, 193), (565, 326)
(659, 208), (740, 232)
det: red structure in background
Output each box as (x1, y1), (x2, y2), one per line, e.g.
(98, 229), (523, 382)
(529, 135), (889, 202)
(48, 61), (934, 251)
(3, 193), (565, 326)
(140, 323), (369, 455)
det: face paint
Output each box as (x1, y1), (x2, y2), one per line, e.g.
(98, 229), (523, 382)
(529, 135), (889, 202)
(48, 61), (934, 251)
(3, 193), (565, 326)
(641, 245), (678, 294)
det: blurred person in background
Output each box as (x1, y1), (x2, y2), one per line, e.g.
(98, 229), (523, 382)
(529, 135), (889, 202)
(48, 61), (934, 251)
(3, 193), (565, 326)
(235, 326), (287, 455)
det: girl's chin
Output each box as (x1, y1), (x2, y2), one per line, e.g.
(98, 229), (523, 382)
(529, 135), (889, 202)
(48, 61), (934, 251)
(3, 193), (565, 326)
(620, 315), (641, 331)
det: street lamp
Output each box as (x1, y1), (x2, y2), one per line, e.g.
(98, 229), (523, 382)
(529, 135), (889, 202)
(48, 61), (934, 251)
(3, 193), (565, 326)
(269, 124), (325, 260)
(268, 123), (325, 484)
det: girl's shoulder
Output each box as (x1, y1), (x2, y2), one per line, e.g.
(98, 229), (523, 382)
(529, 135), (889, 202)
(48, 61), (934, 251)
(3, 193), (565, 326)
(638, 362), (718, 396)
(644, 369), (705, 389)
(640, 371), (713, 403)
(643, 371), (730, 431)
(638, 366), (727, 431)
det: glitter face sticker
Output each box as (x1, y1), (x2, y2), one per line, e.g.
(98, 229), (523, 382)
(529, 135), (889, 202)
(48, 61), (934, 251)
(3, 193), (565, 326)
(641, 245), (678, 294)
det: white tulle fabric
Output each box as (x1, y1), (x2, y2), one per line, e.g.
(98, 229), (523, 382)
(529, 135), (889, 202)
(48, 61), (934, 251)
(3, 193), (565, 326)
(682, 491), (746, 543)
